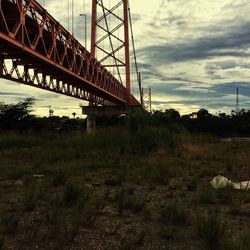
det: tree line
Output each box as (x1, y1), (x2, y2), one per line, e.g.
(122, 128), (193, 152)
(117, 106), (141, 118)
(1, 98), (250, 136)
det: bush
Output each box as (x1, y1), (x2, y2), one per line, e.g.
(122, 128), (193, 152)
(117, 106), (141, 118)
(223, 228), (250, 250)
(63, 183), (81, 206)
(0, 213), (19, 234)
(0, 237), (4, 250)
(159, 199), (187, 225)
(62, 219), (80, 243)
(51, 169), (67, 186)
(195, 210), (225, 249)
(23, 185), (37, 212)
(116, 187), (146, 215)
(197, 184), (216, 204)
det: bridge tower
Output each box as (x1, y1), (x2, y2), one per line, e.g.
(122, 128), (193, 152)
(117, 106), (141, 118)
(90, 0), (131, 105)
(85, 0), (131, 133)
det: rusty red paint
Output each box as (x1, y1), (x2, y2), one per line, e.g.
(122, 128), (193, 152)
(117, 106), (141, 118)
(0, 0), (139, 106)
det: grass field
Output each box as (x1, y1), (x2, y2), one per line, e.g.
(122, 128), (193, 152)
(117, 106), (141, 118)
(0, 127), (250, 249)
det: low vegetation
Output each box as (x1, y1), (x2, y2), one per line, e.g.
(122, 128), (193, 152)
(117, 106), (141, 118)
(0, 100), (250, 249)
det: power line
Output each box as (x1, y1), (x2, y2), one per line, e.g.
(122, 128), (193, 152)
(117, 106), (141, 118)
(128, 3), (142, 105)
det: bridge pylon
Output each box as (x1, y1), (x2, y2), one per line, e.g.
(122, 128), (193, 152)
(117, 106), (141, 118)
(84, 0), (132, 133)
(90, 0), (131, 105)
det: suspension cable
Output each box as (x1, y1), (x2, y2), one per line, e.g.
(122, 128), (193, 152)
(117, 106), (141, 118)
(128, 2), (143, 106)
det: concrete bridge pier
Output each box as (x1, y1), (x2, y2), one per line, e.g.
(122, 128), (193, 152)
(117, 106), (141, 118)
(82, 106), (127, 134)
(86, 115), (96, 134)
(82, 105), (141, 134)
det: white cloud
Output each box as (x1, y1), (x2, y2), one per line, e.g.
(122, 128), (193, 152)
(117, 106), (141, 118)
(1, 0), (250, 116)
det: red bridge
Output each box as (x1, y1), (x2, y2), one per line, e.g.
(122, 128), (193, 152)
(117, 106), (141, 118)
(0, 0), (140, 107)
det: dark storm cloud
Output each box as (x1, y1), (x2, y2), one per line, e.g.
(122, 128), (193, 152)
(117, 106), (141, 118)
(138, 21), (250, 64)
(209, 82), (250, 97)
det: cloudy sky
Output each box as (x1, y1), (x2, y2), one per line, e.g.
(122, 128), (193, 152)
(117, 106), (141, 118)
(1, 0), (250, 116)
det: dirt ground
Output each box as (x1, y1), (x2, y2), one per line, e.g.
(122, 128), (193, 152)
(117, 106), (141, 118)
(0, 132), (250, 250)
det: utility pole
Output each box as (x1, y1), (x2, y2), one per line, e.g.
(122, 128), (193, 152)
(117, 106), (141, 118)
(142, 87), (152, 113)
(235, 87), (240, 115)
(49, 106), (54, 117)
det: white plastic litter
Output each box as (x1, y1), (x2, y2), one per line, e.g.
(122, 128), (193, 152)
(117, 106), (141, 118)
(210, 175), (250, 190)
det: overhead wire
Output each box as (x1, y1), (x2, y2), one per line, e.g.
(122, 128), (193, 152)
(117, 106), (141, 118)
(128, 1), (143, 105)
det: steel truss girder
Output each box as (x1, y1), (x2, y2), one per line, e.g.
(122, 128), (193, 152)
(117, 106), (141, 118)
(0, 0), (138, 105)
(1, 58), (109, 105)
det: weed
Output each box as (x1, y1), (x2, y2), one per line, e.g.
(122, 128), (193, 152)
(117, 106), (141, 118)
(186, 177), (198, 192)
(116, 187), (146, 215)
(141, 205), (152, 221)
(0, 213), (19, 234)
(76, 188), (90, 211)
(63, 183), (81, 206)
(159, 224), (177, 241)
(79, 201), (98, 226)
(51, 169), (67, 186)
(105, 169), (126, 186)
(104, 176), (122, 186)
(195, 209), (225, 249)
(151, 163), (170, 185)
(160, 199), (187, 225)
(23, 223), (39, 245)
(215, 187), (233, 204)
(117, 187), (127, 215)
(134, 230), (146, 246)
(23, 185), (37, 212)
(62, 219), (80, 243)
(223, 228), (250, 250)
(197, 184), (216, 204)
(119, 238), (134, 250)
(45, 200), (62, 237)
(0, 238), (4, 250)
(127, 196), (146, 213)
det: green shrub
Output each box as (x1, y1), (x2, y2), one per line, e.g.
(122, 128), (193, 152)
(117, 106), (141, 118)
(197, 184), (216, 204)
(51, 169), (67, 186)
(186, 177), (198, 192)
(195, 210), (225, 249)
(23, 185), (37, 212)
(63, 183), (81, 206)
(160, 199), (187, 225)
(116, 187), (146, 215)
(215, 187), (233, 204)
(0, 213), (19, 234)
(119, 239), (134, 250)
(223, 228), (250, 250)
(0, 237), (4, 250)
(150, 163), (170, 185)
(159, 224), (177, 241)
(79, 201), (98, 227)
(62, 219), (79, 243)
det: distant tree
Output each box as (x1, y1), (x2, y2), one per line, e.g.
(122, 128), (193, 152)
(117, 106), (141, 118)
(0, 98), (34, 121)
(164, 108), (180, 120)
(196, 109), (212, 120)
(218, 112), (227, 119)
(72, 112), (76, 119)
(0, 98), (35, 129)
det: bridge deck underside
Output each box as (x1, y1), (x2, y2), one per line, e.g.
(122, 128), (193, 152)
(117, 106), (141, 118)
(0, 0), (139, 106)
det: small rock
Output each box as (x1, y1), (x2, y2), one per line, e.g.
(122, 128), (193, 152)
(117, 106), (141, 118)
(102, 206), (118, 215)
(15, 180), (23, 186)
(92, 181), (102, 187)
